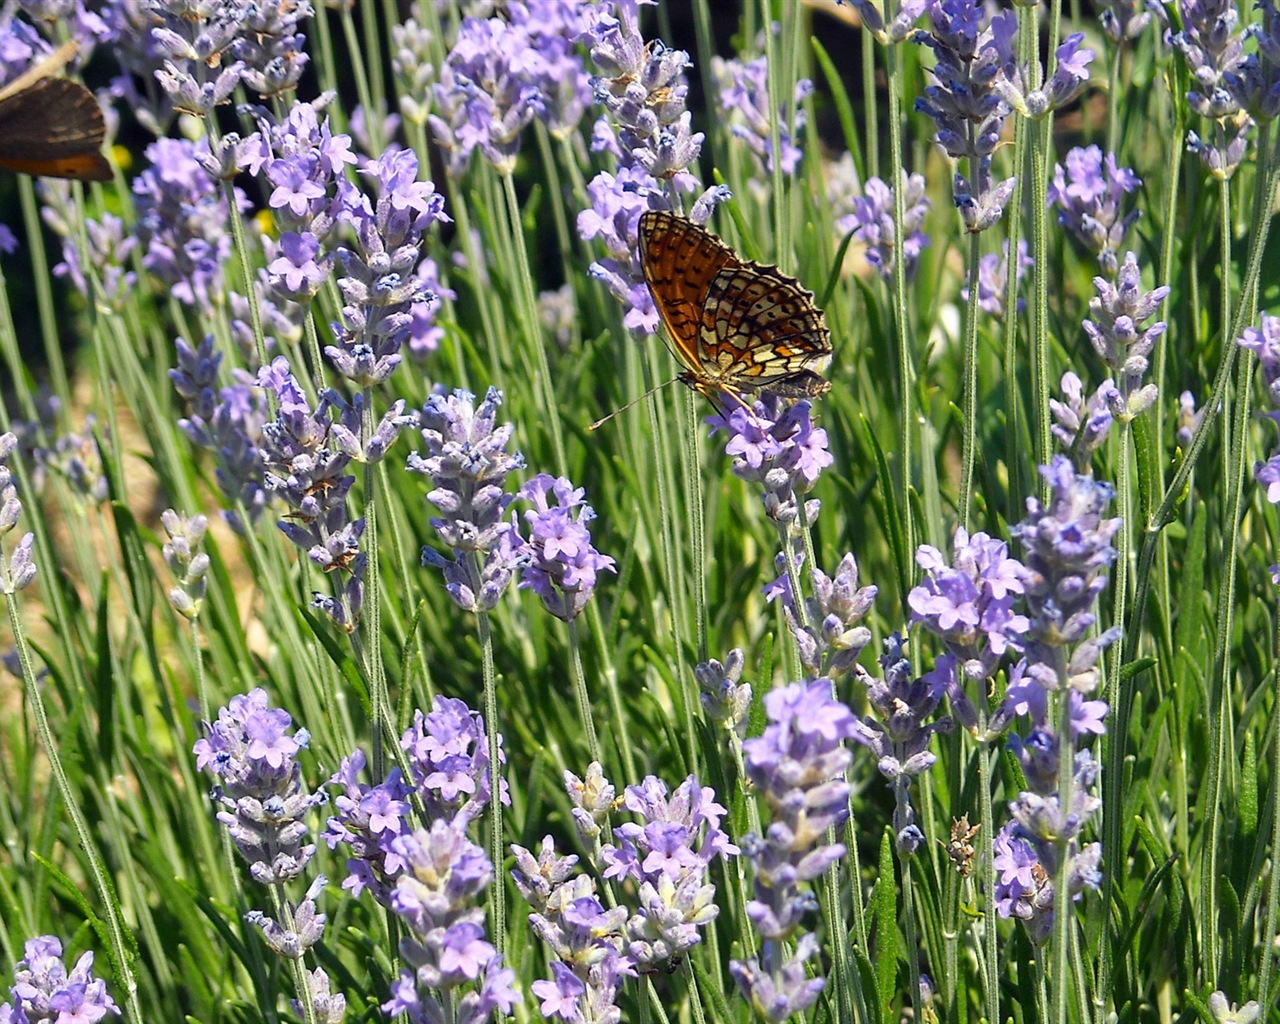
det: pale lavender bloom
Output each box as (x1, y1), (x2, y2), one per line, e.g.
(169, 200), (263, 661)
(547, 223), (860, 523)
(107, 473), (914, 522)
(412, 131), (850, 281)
(914, 0), (1018, 231)
(695, 648), (753, 733)
(1207, 991), (1262, 1024)
(909, 526), (1027, 686)
(708, 397), (833, 524)
(13, 2), (109, 59)
(961, 238), (1033, 318)
(148, 0), (246, 116)
(194, 689), (324, 886)
(47, 206), (138, 310)
(409, 387), (526, 613)
(0, 434), (36, 595)
(564, 762), (615, 841)
(324, 695), (505, 906)
(851, 636), (954, 852)
(1238, 314), (1280, 501)
(512, 836), (633, 1024)
(430, 14), (545, 175)
(383, 819), (521, 1024)
(1049, 371), (1118, 471)
(1083, 252), (1169, 420)
(133, 136), (244, 306)
(328, 147), (449, 386)
(838, 170), (931, 282)
(600, 774), (736, 970)
(295, 967), (345, 1024)
(990, 659), (1110, 739)
(730, 681), (855, 1015)
(713, 54), (811, 177)
(266, 231), (329, 300)
(32, 417), (108, 505)
(160, 509), (209, 620)
(1048, 147), (1142, 275)
(994, 32), (1095, 119)
(766, 551), (877, 681)
(230, 0), (310, 99)
(1173, 0), (1254, 175)
(1175, 390), (1205, 447)
(516, 474), (616, 621)
(0, 935), (119, 1024)
(407, 257), (454, 360)
(508, 0), (592, 137)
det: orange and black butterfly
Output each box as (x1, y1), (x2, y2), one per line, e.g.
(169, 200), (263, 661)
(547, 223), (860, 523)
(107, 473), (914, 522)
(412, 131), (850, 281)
(0, 41), (111, 182)
(637, 210), (832, 405)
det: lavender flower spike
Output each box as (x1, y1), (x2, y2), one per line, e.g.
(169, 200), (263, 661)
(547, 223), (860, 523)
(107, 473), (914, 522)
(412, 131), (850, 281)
(1082, 252), (1170, 421)
(516, 474), (616, 621)
(0, 434), (36, 595)
(0, 935), (120, 1024)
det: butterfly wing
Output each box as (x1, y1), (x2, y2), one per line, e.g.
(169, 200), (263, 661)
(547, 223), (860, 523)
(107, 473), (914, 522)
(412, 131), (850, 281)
(701, 259), (832, 397)
(638, 210), (737, 378)
(0, 77), (111, 181)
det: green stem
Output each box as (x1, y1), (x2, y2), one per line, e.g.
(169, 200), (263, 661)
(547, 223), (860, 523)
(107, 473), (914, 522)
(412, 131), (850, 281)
(475, 599), (506, 957)
(958, 229), (982, 527)
(565, 617), (602, 766)
(1050, 648), (1074, 1023)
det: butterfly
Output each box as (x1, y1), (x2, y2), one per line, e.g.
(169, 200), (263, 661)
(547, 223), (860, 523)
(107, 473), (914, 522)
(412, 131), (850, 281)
(0, 41), (112, 182)
(638, 210), (832, 407)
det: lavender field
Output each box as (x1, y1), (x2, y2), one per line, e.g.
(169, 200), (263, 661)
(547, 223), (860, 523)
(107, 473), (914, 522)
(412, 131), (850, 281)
(0, 1), (1276, 1022)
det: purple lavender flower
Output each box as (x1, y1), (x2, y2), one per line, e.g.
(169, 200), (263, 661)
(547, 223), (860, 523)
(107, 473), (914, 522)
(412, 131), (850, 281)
(324, 695), (505, 907)
(0, 433), (35, 595)
(1048, 146), (1142, 275)
(515, 474), (616, 621)
(383, 819), (521, 1024)
(908, 527), (1027, 688)
(327, 147), (449, 386)
(837, 170), (931, 283)
(709, 396), (833, 523)
(713, 55), (812, 178)
(914, 0), (1018, 231)
(42, 190), (137, 310)
(32, 417), (108, 505)
(0, 935), (119, 1024)
(148, 0), (245, 116)
(512, 835), (633, 1024)
(1048, 371), (1118, 472)
(296, 967), (345, 1024)
(430, 15), (546, 176)
(1083, 252), (1170, 421)
(392, 14), (435, 128)
(409, 387), (526, 613)
(765, 550), (878, 680)
(844, 0), (929, 44)
(961, 238), (1033, 319)
(994, 32), (1095, 120)
(1173, 0), (1255, 175)
(599, 774), (736, 970)
(1238, 314), (1280, 502)
(851, 636), (955, 852)
(508, 1), (592, 138)
(194, 688), (324, 886)
(133, 137), (244, 306)
(1176, 390), (1205, 448)
(407, 257), (455, 361)
(230, 0), (310, 100)
(695, 648), (753, 733)
(730, 679), (856, 1018)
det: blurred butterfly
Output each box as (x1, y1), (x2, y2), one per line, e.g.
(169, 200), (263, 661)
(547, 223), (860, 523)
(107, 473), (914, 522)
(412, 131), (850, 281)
(638, 210), (832, 404)
(0, 41), (111, 182)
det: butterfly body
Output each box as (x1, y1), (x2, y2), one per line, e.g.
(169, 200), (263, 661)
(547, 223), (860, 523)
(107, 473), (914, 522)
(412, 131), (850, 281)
(637, 210), (832, 404)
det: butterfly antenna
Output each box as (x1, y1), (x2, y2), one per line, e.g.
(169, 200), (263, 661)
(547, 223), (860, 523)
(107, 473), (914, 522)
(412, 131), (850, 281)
(0, 41), (78, 103)
(588, 376), (683, 431)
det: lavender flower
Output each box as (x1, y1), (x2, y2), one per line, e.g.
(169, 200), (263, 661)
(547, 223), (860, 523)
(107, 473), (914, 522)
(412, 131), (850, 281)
(1049, 371), (1118, 472)
(512, 835), (632, 1024)
(1097, 0), (1159, 42)
(909, 527), (1027, 690)
(961, 238), (1033, 318)
(915, 0), (1018, 231)
(1048, 147), (1142, 275)
(383, 820), (520, 1024)
(42, 195), (138, 311)
(713, 54), (812, 183)
(409, 387), (526, 613)
(297, 967), (346, 1024)
(564, 761), (616, 842)
(148, 0), (245, 116)
(170, 339), (268, 533)
(324, 696), (505, 907)
(515, 474), (616, 620)
(194, 688), (325, 886)
(509, 1), (592, 138)
(1238, 314), (1280, 503)
(0, 434), (35, 596)
(1207, 991), (1262, 1024)
(407, 257), (455, 361)
(994, 32), (1095, 120)
(230, 0), (310, 100)
(709, 396), (833, 523)
(837, 170), (931, 283)
(843, 0), (929, 45)
(600, 774), (736, 970)
(1175, 390), (1206, 448)
(1083, 252), (1170, 421)
(695, 648), (753, 733)
(160, 509), (209, 620)
(851, 636), (954, 852)
(1174, 0), (1254, 176)
(327, 147), (449, 385)
(430, 14), (545, 176)
(391, 14), (435, 128)
(0, 935), (119, 1024)
(730, 680), (856, 1019)
(133, 137), (244, 306)
(766, 551), (878, 681)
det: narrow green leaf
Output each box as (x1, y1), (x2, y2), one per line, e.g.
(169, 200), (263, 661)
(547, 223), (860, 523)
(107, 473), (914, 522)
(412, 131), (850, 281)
(860, 415), (908, 607)
(1131, 412), (1161, 525)
(810, 38), (862, 178)
(872, 830), (898, 1024)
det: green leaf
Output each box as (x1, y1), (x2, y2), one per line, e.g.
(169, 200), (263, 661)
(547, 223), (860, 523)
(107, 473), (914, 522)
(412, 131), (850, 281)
(1131, 413), (1161, 526)
(810, 38), (862, 179)
(860, 415), (908, 609)
(872, 830), (898, 1023)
